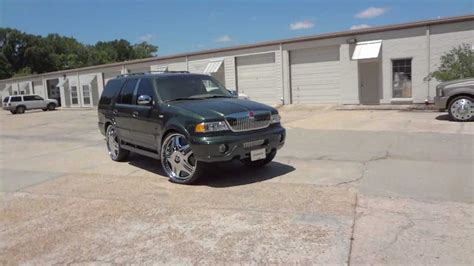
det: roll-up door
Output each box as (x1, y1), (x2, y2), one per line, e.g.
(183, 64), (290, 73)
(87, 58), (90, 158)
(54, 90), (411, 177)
(290, 46), (341, 104)
(236, 53), (280, 105)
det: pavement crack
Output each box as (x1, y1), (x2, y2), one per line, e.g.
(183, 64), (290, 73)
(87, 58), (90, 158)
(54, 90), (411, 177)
(379, 213), (415, 253)
(347, 193), (358, 266)
(335, 162), (368, 186)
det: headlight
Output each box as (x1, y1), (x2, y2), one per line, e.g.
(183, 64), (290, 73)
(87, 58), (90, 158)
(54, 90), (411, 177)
(195, 121), (229, 133)
(271, 114), (281, 124)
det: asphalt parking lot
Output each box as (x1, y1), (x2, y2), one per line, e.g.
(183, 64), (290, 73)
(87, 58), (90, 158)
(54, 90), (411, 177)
(0, 107), (473, 264)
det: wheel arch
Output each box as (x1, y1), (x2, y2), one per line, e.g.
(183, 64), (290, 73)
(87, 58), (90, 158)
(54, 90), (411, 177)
(159, 124), (190, 153)
(447, 93), (474, 108)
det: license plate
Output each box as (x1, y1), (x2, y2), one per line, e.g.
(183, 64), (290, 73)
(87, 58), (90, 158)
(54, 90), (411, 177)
(250, 148), (266, 161)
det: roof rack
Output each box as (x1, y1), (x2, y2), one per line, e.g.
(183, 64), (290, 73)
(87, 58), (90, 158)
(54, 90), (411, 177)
(116, 70), (190, 78)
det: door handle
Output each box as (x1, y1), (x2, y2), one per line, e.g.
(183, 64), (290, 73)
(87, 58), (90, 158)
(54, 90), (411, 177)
(132, 111), (139, 118)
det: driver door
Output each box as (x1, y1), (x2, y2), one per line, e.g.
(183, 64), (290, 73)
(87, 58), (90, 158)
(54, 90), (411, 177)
(130, 78), (162, 150)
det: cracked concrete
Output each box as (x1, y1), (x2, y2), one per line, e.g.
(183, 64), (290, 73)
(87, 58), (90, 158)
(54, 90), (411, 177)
(0, 108), (473, 264)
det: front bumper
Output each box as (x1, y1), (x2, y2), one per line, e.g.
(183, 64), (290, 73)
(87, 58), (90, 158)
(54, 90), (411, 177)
(434, 96), (449, 110)
(190, 125), (286, 162)
(3, 106), (14, 111)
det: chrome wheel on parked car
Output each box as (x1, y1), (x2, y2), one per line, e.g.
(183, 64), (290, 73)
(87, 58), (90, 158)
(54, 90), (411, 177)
(106, 125), (129, 161)
(161, 133), (201, 184)
(448, 96), (473, 121)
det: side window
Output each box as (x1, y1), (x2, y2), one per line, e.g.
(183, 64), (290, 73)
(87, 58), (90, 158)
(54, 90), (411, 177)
(11, 96), (22, 102)
(34, 95), (43, 101)
(23, 96), (35, 101)
(136, 79), (156, 104)
(117, 79), (138, 105)
(99, 79), (124, 105)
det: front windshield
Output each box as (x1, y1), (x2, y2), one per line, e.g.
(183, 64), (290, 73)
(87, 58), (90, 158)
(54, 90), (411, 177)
(155, 75), (232, 102)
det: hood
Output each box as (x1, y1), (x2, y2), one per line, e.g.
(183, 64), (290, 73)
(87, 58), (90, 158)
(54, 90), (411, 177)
(437, 78), (474, 89)
(169, 98), (276, 119)
(46, 98), (58, 103)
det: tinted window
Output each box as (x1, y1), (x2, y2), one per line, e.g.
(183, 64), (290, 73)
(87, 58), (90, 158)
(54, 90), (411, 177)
(3, 97), (8, 103)
(136, 79), (156, 104)
(23, 96), (35, 101)
(117, 79), (138, 105)
(10, 96), (22, 102)
(156, 75), (231, 102)
(34, 95), (43, 100)
(99, 79), (124, 106)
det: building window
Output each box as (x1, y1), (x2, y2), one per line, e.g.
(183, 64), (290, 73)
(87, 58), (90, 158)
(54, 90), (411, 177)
(82, 85), (91, 105)
(392, 59), (412, 98)
(71, 86), (79, 105)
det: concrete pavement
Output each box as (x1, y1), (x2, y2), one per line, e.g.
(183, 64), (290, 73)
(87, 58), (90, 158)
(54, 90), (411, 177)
(0, 108), (472, 264)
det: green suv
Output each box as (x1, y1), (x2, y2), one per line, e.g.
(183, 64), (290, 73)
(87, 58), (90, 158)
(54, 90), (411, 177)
(98, 72), (285, 184)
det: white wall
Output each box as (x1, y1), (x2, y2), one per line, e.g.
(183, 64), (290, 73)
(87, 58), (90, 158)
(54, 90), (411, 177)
(429, 21), (474, 99)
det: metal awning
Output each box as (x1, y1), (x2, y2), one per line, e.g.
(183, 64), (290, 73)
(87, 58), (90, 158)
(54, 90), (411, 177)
(81, 75), (97, 85)
(57, 78), (68, 87)
(203, 60), (223, 74)
(352, 40), (382, 60)
(150, 65), (168, 72)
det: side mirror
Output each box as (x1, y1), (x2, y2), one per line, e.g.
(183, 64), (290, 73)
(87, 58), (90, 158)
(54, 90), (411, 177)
(227, 89), (238, 97)
(137, 95), (152, 106)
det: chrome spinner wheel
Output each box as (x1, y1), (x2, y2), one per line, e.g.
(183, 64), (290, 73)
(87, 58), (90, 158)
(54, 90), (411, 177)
(106, 125), (120, 160)
(449, 97), (473, 121)
(161, 133), (198, 183)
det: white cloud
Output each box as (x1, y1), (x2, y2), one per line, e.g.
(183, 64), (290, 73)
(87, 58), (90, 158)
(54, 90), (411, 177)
(138, 34), (155, 42)
(350, 24), (372, 30)
(215, 35), (232, 43)
(355, 7), (388, 19)
(289, 20), (314, 30)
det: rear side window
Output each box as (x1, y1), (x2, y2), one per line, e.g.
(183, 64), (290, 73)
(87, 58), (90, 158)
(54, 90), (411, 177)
(23, 96), (35, 101)
(99, 79), (124, 106)
(117, 79), (138, 105)
(10, 96), (22, 102)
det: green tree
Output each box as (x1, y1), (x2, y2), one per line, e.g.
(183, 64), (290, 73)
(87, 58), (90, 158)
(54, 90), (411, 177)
(430, 43), (474, 81)
(0, 28), (158, 79)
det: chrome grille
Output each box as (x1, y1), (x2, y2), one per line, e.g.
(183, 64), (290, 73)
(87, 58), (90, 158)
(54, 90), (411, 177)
(226, 111), (271, 132)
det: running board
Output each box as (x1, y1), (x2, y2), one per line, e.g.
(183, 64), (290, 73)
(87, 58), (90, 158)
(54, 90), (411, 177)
(121, 143), (160, 160)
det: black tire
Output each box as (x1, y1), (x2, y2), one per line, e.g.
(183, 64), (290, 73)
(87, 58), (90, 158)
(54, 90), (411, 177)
(448, 95), (473, 122)
(160, 132), (203, 184)
(10, 110), (17, 114)
(47, 103), (56, 111)
(16, 106), (25, 114)
(105, 124), (129, 162)
(241, 149), (276, 168)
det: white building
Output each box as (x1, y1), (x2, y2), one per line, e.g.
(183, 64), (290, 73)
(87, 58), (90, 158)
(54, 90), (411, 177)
(1, 15), (473, 107)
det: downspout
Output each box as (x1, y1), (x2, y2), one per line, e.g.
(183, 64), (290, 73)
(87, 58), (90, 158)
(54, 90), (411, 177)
(426, 26), (431, 103)
(280, 43), (284, 105)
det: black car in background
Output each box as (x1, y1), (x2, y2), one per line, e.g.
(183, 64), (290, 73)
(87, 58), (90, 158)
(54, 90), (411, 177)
(97, 72), (285, 184)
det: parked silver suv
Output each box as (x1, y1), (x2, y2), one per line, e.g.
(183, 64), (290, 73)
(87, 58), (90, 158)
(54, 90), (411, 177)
(2, 95), (58, 114)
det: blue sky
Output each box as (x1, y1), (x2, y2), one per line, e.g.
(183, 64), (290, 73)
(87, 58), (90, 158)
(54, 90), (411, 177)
(1, 0), (472, 55)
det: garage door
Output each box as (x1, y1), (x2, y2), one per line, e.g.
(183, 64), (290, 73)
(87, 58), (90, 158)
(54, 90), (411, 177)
(290, 46), (341, 104)
(236, 53), (280, 105)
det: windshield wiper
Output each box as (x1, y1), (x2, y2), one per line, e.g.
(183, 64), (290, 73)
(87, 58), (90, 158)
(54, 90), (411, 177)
(164, 97), (204, 103)
(191, 95), (233, 99)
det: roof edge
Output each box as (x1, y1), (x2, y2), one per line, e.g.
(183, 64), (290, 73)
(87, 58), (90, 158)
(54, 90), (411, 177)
(2, 13), (473, 83)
